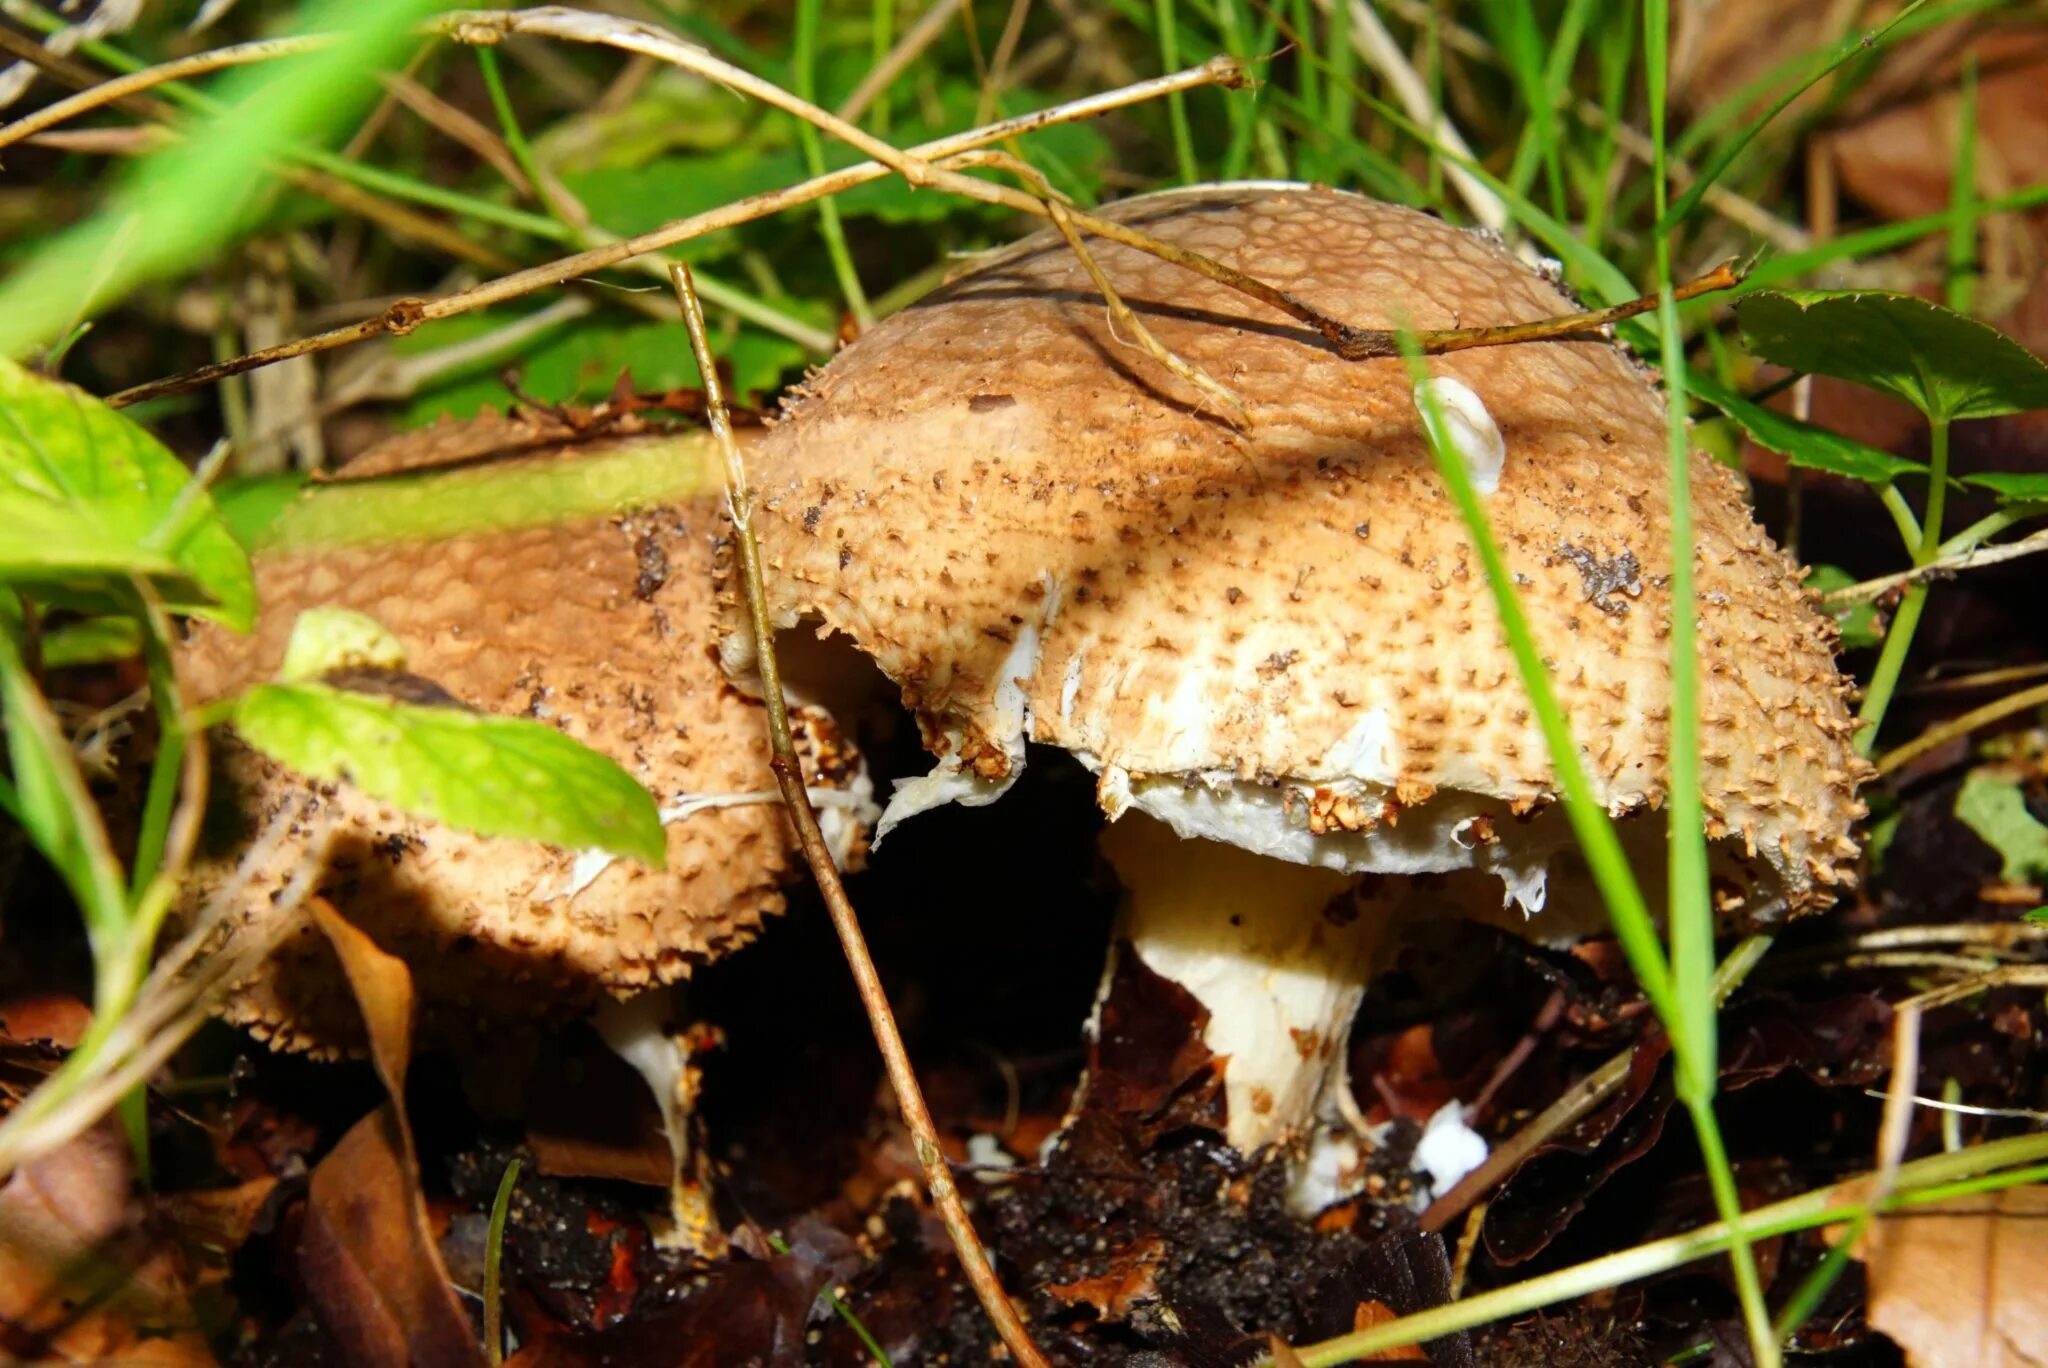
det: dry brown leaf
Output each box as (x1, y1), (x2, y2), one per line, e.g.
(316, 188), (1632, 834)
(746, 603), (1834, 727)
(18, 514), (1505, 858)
(0, 1118), (214, 1364)
(297, 899), (486, 1368)
(1347, 1299), (1434, 1362)
(1043, 1234), (1164, 1320)
(311, 898), (415, 1104)
(1866, 1185), (2048, 1367)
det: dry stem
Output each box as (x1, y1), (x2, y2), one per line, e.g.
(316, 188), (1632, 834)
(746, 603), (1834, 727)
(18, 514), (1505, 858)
(669, 263), (1052, 1368)
(107, 53), (1245, 407)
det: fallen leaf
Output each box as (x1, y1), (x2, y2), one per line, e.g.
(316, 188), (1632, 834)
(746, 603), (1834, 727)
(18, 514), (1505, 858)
(297, 898), (486, 1367)
(1043, 1234), (1164, 1320)
(0, 997), (92, 1050)
(1348, 1299), (1433, 1361)
(0, 1118), (214, 1364)
(1865, 1186), (2048, 1368)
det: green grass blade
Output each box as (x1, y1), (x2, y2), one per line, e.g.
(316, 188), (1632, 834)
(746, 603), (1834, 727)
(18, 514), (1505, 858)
(1947, 54), (1979, 314)
(795, 0), (875, 328)
(1152, 0), (1200, 182)
(1655, 0), (1931, 237)
(1399, 337), (1674, 1024)
(0, 0), (443, 357)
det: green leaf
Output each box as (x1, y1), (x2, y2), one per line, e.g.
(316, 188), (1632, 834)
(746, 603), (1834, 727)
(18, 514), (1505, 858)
(1962, 471), (2048, 505)
(213, 472), (311, 550)
(230, 679), (665, 867)
(397, 312), (811, 426)
(1736, 290), (2048, 423)
(1954, 769), (2048, 884)
(1688, 370), (1925, 485)
(1802, 565), (1884, 651)
(0, 358), (253, 629)
(278, 608), (407, 682)
(2025, 905), (2047, 925)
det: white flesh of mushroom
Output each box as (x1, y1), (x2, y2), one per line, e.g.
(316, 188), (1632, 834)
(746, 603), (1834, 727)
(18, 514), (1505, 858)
(1098, 814), (1385, 1164)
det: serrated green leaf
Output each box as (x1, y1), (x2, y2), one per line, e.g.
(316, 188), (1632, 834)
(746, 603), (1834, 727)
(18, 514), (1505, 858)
(1962, 471), (2048, 506)
(1954, 769), (2048, 885)
(231, 680), (665, 866)
(1736, 290), (2048, 422)
(1802, 565), (1884, 651)
(278, 608), (407, 682)
(1689, 370), (1924, 485)
(0, 358), (253, 628)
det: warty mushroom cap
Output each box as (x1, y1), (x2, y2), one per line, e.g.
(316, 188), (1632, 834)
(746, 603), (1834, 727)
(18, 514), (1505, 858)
(723, 182), (1869, 924)
(179, 417), (871, 1056)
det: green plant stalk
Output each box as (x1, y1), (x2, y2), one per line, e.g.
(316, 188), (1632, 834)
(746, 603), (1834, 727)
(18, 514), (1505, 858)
(484, 1157), (520, 1364)
(1212, 0), (1259, 181)
(1743, 182), (2048, 292)
(474, 45), (572, 225)
(794, 0), (875, 328)
(1946, 54), (1978, 313)
(1771, 1211), (1865, 1345)
(1857, 418), (1951, 752)
(1153, 0), (1199, 181)
(868, 0), (894, 135)
(1659, 0), (1932, 233)
(766, 1232), (893, 1363)
(8, 3), (826, 354)
(1878, 483), (1923, 549)
(1323, 0), (1353, 152)
(1399, 339), (1675, 1022)
(127, 623), (184, 900)
(1645, 0), (1771, 1350)
(1280, 1131), (2048, 1366)
(0, 0), (445, 357)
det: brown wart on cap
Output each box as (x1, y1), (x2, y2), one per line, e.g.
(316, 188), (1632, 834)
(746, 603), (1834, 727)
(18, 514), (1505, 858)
(182, 421), (874, 1052)
(179, 420), (874, 1241)
(722, 183), (1869, 1207)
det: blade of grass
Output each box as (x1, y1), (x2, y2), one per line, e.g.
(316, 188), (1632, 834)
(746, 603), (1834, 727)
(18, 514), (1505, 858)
(795, 0), (875, 329)
(1274, 1131), (2048, 1366)
(1153, 0), (1200, 181)
(868, 0), (895, 134)
(1739, 182), (2048, 292)
(1487, 0), (1567, 216)
(1399, 337), (1675, 1024)
(1645, 2), (1774, 1357)
(1656, 0), (1932, 237)
(1946, 53), (1979, 314)
(0, 0), (444, 357)
(484, 1156), (520, 1364)
(474, 45), (572, 225)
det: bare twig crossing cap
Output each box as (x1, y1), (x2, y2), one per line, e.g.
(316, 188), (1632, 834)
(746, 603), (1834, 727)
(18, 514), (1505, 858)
(180, 417), (870, 1055)
(729, 183), (1866, 921)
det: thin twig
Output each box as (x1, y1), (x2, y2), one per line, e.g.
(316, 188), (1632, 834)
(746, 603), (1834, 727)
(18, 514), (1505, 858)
(1875, 679), (2048, 776)
(1824, 526), (2048, 607)
(951, 147), (1249, 425)
(838, 0), (967, 124)
(107, 55), (1247, 407)
(669, 264), (1052, 1368)
(0, 32), (331, 149)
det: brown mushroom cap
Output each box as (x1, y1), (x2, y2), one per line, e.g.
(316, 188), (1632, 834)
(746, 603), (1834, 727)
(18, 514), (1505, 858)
(180, 419), (867, 1055)
(729, 183), (1866, 919)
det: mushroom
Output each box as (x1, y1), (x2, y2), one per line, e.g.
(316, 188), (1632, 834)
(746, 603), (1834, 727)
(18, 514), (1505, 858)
(720, 183), (1868, 1199)
(177, 414), (874, 1244)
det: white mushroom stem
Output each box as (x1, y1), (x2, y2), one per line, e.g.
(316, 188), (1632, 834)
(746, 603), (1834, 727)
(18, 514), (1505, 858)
(1099, 813), (1391, 1160)
(593, 991), (727, 1257)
